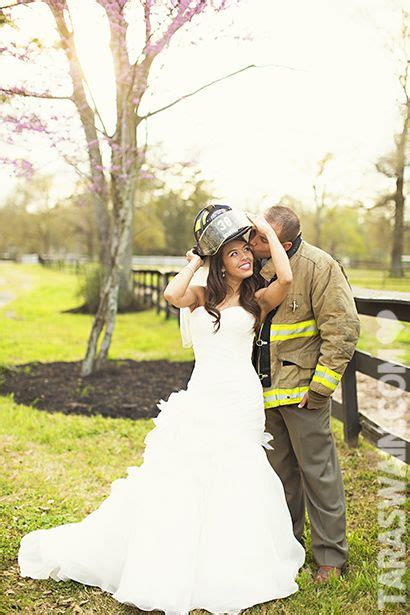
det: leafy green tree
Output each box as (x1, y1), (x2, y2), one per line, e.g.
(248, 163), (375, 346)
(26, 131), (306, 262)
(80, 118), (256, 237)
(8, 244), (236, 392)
(321, 205), (367, 261)
(133, 206), (166, 255)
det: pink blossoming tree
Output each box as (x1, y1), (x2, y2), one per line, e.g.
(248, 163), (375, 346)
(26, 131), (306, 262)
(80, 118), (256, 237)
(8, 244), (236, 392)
(0, 0), (255, 375)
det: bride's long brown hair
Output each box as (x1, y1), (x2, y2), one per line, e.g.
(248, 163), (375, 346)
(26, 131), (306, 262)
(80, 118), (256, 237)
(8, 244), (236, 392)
(204, 239), (262, 334)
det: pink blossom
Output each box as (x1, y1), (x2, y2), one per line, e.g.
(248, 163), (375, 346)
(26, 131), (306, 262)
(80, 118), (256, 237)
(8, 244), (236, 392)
(4, 114), (48, 134)
(0, 156), (34, 178)
(139, 169), (155, 180)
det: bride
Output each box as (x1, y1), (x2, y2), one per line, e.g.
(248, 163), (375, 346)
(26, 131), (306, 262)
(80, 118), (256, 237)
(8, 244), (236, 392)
(18, 204), (305, 614)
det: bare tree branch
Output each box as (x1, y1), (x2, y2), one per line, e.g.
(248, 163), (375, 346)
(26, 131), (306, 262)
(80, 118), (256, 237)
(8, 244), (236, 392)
(0, 87), (72, 100)
(63, 3), (109, 137)
(0, 1), (36, 8)
(45, 0), (111, 265)
(139, 63), (305, 120)
(369, 193), (395, 209)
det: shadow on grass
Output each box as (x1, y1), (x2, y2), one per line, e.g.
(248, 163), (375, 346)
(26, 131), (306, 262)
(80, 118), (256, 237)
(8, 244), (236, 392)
(63, 302), (149, 314)
(0, 359), (194, 420)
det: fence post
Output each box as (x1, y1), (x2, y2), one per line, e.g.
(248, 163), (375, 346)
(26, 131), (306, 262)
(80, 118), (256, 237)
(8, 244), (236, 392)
(156, 272), (162, 314)
(140, 271), (144, 303)
(145, 270), (151, 304)
(150, 271), (155, 307)
(341, 352), (361, 447)
(134, 270), (139, 301)
(142, 271), (147, 305)
(164, 272), (170, 319)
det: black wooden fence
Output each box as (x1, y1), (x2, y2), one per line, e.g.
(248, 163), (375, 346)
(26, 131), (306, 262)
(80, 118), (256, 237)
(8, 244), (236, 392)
(133, 268), (410, 464)
(134, 269), (181, 320)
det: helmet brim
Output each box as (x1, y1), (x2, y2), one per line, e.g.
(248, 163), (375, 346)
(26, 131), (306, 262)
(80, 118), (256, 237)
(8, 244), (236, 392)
(197, 208), (254, 255)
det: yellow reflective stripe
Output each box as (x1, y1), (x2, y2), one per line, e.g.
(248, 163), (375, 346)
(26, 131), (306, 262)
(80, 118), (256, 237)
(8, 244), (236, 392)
(270, 319), (317, 331)
(263, 386), (309, 408)
(312, 364), (342, 392)
(195, 210), (209, 233)
(312, 375), (338, 392)
(270, 319), (318, 341)
(263, 386), (309, 397)
(315, 363), (342, 382)
(270, 331), (317, 341)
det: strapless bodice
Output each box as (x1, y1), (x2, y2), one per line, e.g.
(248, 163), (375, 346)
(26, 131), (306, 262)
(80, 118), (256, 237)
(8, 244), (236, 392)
(190, 305), (256, 368)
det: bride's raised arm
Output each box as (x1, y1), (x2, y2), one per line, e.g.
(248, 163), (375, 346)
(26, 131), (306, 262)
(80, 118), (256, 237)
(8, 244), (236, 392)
(253, 215), (293, 316)
(163, 250), (205, 310)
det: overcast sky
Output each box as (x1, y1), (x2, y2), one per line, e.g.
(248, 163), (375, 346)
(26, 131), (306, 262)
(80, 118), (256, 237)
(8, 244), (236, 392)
(0, 0), (407, 212)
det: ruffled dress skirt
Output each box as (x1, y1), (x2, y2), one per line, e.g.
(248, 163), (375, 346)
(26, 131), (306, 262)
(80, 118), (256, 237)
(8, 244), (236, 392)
(18, 307), (305, 614)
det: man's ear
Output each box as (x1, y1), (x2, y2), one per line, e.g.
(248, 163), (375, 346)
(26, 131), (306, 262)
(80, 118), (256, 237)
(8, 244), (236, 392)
(282, 241), (293, 251)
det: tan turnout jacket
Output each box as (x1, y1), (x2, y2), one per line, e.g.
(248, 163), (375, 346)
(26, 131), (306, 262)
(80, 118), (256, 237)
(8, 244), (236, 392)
(255, 239), (360, 409)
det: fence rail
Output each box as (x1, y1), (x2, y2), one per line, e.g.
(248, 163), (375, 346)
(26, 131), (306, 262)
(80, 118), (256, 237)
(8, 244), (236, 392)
(133, 268), (410, 464)
(133, 269), (180, 319)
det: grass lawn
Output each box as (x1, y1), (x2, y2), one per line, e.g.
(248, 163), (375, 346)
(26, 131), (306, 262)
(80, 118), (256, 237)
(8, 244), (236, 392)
(357, 315), (410, 366)
(0, 263), (408, 613)
(3, 396), (406, 614)
(345, 268), (410, 365)
(0, 263), (193, 366)
(347, 269), (410, 293)
(347, 269), (410, 365)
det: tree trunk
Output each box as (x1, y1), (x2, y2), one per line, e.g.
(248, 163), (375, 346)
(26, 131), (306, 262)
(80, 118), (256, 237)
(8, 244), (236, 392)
(118, 209), (135, 310)
(390, 176), (405, 277)
(86, 227), (94, 260)
(389, 101), (409, 278)
(47, 1), (111, 269)
(313, 183), (323, 248)
(81, 189), (135, 376)
(315, 207), (322, 248)
(92, 191), (111, 269)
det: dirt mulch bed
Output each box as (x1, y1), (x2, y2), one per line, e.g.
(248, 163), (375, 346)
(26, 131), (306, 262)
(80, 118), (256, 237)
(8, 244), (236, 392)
(0, 360), (194, 420)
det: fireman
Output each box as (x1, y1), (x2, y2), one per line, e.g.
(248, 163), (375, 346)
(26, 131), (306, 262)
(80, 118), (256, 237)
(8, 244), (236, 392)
(249, 205), (360, 582)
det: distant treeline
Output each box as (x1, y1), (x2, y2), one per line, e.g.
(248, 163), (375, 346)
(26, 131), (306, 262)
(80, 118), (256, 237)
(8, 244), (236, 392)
(1, 175), (408, 267)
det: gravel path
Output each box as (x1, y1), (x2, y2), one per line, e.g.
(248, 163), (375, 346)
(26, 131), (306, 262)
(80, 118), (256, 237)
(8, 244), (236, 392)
(352, 285), (410, 301)
(0, 264), (33, 310)
(0, 273), (15, 307)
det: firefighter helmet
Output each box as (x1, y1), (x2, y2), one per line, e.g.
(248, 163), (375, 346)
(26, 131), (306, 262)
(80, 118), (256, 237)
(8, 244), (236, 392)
(193, 204), (253, 256)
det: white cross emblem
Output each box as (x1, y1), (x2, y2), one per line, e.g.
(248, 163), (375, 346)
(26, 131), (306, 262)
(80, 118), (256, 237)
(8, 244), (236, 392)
(290, 300), (299, 312)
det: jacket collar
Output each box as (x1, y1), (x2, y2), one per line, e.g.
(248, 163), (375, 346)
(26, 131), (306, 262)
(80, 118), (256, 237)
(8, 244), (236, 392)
(259, 234), (303, 282)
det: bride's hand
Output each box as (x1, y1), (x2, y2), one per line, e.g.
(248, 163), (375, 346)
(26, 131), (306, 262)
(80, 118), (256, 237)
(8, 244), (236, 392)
(253, 214), (274, 237)
(186, 249), (204, 268)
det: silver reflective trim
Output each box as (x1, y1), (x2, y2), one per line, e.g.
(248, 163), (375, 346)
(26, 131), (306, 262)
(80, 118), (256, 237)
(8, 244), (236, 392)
(313, 371), (339, 386)
(265, 393), (303, 402)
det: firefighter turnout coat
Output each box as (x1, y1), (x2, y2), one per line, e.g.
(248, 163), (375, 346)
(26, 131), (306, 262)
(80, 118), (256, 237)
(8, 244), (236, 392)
(254, 238), (360, 410)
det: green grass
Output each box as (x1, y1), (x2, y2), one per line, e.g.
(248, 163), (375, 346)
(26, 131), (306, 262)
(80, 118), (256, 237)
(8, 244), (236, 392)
(343, 268), (410, 366)
(0, 396), (154, 614)
(1, 396), (407, 614)
(2, 262), (407, 368)
(0, 263), (409, 613)
(357, 315), (410, 365)
(347, 268), (410, 292)
(0, 263), (193, 366)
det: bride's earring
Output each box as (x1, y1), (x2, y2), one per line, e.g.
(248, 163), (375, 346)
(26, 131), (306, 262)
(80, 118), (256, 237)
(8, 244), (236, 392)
(221, 270), (226, 278)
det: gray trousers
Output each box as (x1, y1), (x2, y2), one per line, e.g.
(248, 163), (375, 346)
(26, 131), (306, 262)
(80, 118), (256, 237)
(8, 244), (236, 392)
(264, 400), (348, 568)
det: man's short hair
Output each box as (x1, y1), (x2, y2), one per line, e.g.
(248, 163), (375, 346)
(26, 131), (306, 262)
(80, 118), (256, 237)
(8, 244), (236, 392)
(264, 205), (301, 243)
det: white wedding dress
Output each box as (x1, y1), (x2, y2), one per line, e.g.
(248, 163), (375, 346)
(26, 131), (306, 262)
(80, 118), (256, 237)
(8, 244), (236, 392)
(18, 305), (305, 614)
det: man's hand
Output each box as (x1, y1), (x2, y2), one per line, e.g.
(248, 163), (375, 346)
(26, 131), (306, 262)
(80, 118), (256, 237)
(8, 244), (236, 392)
(298, 390), (329, 410)
(298, 392), (309, 409)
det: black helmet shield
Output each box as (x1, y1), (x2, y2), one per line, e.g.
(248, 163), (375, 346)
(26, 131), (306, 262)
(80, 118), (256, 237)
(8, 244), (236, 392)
(193, 204), (253, 256)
